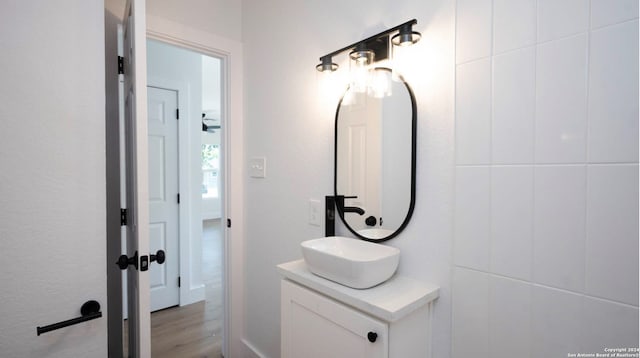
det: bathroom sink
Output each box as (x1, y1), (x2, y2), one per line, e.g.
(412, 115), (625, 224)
(300, 236), (400, 289)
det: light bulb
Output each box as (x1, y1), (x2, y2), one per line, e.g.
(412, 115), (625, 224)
(349, 49), (374, 93)
(369, 70), (392, 98)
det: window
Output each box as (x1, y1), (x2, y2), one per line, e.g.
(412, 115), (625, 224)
(202, 144), (220, 198)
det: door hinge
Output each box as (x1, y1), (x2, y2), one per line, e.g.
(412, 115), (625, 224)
(227, 218), (231, 228)
(176, 108), (179, 120)
(178, 276), (181, 287)
(117, 56), (124, 75)
(177, 193), (180, 204)
(120, 208), (127, 226)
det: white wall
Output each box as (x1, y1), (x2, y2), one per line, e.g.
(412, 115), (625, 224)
(453, 1), (639, 357)
(147, 0), (241, 42)
(202, 55), (222, 117)
(105, 0), (241, 43)
(0, 0), (107, 356)
(242, 1), (455, 357)
(147, 39), (206, 303)
(202, 55), (222, 220)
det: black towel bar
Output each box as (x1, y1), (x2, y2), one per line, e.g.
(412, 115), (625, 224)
(36, 300), (102, 336)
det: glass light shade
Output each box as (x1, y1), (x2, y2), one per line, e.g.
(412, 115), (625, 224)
(391, 42), (412, 82)
(349, 49), (374, 93)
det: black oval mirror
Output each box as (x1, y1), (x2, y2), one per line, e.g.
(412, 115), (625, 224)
(334, 67), (416, 242)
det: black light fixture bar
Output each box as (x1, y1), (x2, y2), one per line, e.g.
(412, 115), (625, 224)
(318, 19), (417, 64)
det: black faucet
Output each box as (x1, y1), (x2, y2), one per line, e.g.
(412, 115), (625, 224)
(325, 195), (366, 237)
(342, 206), (365, 215)
(335, 195), (365, 215)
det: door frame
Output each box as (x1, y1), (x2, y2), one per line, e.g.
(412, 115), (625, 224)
(145, 15), (245, 358)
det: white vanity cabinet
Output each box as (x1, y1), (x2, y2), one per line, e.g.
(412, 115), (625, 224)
(278, 260), (439, 358)
(281, 280), (388, 358)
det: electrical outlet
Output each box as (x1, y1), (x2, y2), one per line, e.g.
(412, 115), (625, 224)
(308, 199), (321, 226)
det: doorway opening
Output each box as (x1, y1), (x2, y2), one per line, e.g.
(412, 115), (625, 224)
(121, 39), (226, 358)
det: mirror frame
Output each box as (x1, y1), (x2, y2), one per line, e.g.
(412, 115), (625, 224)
(333, 67), (417, 242)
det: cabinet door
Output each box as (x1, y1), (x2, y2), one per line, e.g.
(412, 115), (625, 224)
(281, 280), (388, 358)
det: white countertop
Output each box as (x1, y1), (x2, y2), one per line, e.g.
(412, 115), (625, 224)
(277, 259), (440, 322)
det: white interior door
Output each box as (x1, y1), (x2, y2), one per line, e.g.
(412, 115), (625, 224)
(123, 0), (151, 356)
(336, 94), (382, 230)
(147, 86), (180, 311)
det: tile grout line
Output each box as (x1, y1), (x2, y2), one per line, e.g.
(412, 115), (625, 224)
(529, 2), (539, 356)
(453, 264), (639, 310)
(456, 162), (639, 167)
(589, 16), (640, 32)
(580, 0), (594, 352)
(450, 1), (458, 357)
(456, 17), (639, 67)
(487, 0), (495, 355)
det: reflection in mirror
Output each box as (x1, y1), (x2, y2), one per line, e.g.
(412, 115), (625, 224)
(335, 67), (416, 242)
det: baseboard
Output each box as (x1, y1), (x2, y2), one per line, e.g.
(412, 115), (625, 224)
(180, 284), (205, 306)
(242, 338), (268, 358)
(190, 284), (205, 302)
(202, 213), (222, 221)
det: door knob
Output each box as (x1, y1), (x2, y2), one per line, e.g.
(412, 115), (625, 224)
(150, 250), (165, 264)
(367, 331), (378, 343)
(116, 251), (138, 270)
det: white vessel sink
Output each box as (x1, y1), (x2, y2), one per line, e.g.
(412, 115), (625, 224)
(300, 236), (400, 289)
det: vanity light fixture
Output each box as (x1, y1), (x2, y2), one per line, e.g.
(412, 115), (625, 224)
(349, 43), (375, 65)
(349, 43), (376, 93)
(316, 56), (338, 72)
(315, 19), (420, 73)
(391, 22), (422, 46)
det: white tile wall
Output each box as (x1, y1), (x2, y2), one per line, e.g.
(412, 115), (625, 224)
(452, 268), (489, 358)
(588, 20), (639, 163)
(535, 35), (587, 163)
(533, 165), (586, 292)
(590, 0), (639, 29)
(531, 286), (582, 357)
(488, 276), (531, 358)
(493, 0), (536, 54)
(456, 0), (492, 64)
(492, 47), (535, 163)
(491, 166), (533, 280)
(585, 164), (639, 305)
(581, 297), (640, 352)
(456, 58), (492, 164)
(454, 1), (639, 355)
(454, 167), (491, 270)
(537, 0), (589, 42)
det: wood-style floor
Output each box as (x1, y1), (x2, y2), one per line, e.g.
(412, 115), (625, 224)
(125, 219), (223, 357)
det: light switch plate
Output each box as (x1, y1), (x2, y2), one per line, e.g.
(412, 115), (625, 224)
(249, 157), (266, 178)
(308, 199), (321, 226)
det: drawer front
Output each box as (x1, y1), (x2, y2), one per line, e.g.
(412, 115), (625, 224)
(281, 280), (388, 358)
